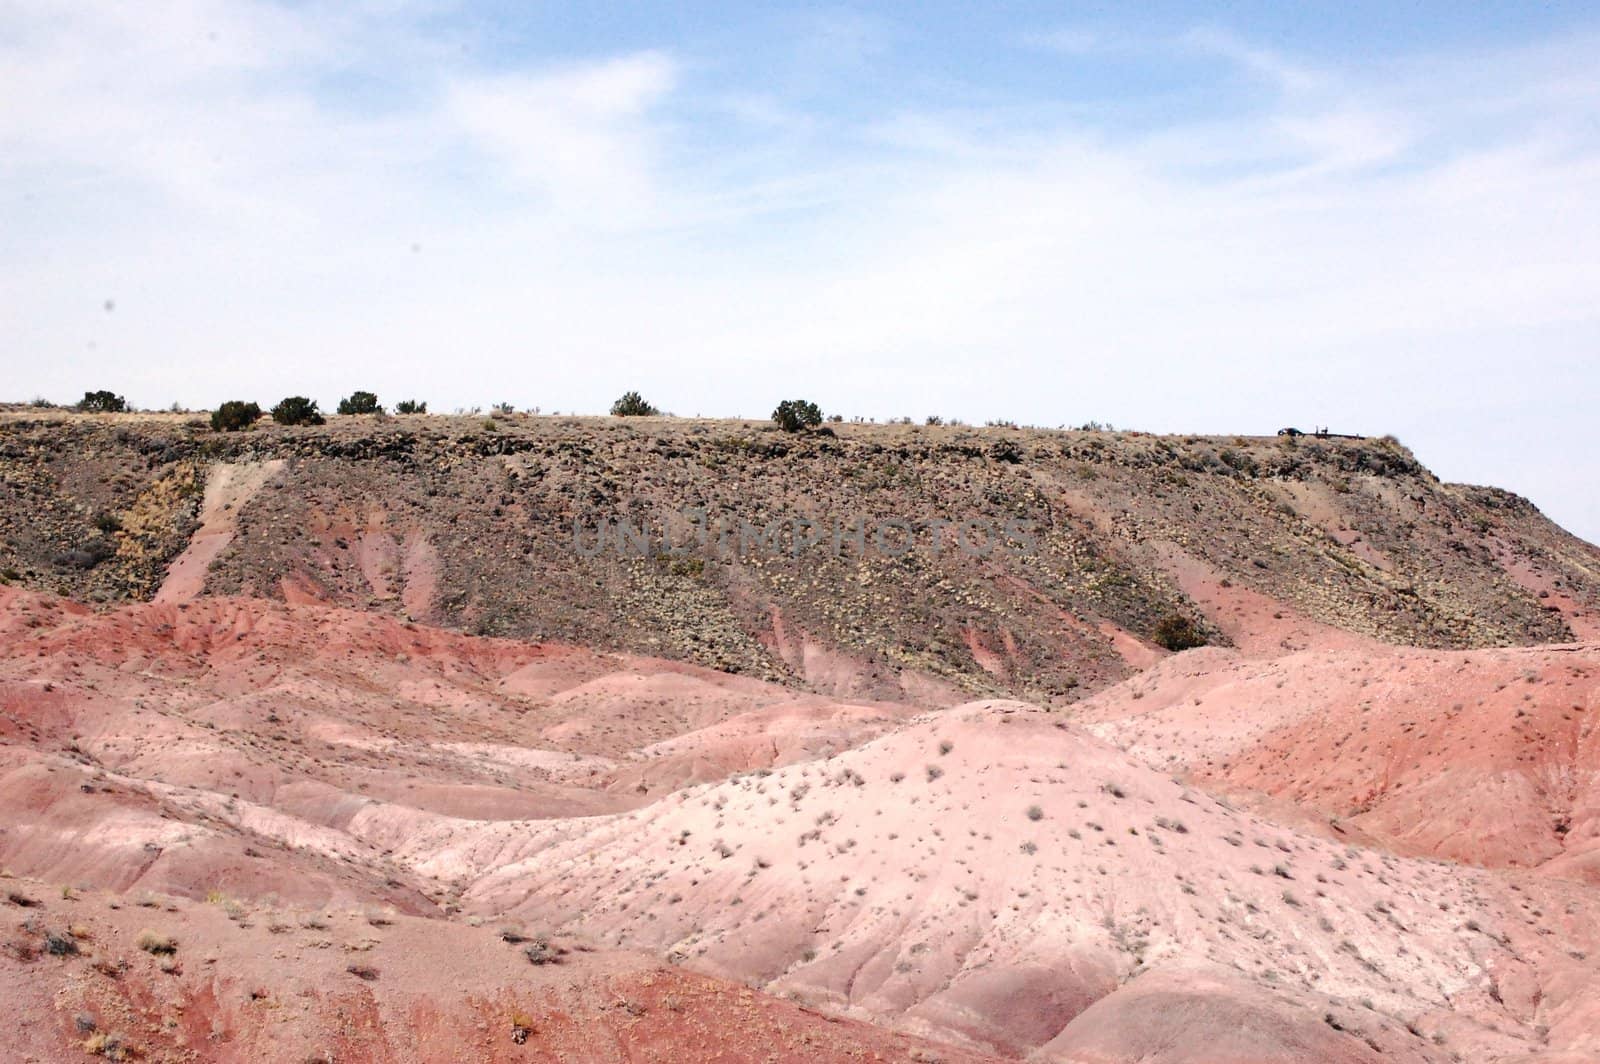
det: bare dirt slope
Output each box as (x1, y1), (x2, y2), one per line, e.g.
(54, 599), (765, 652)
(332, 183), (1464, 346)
(3, 877), (1002, 1064)
(1073, 644), (1600, 880)
(0, 588), (916, 912)
(4, 410), (1598, 704)
(3, 591), (1600, 1061)
(437, 701), (1600, 1063)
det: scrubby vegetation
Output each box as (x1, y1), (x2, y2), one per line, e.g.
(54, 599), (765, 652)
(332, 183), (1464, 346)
(337, 391), (382, 415)
(1152, 613), (1208, 652)
(135, 929), (176, 955)
(270, 396), (323, 426)
(523, 934), (566, 965)
(77, 391), (126, 413)
(210, 401), (262, 432)
(394, 399), (427, 414)
(772, 398), (823, 432)
(611, 391), (660, 417)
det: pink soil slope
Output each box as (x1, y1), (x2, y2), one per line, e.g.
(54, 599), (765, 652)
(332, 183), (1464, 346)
(433, 703), (1600, 1063)
(1075, 644), (1600, 879)
(6, 587), (1600, 1062)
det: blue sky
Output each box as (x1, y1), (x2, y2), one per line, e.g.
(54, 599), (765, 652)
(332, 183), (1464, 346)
(3, 2), (1599, 542)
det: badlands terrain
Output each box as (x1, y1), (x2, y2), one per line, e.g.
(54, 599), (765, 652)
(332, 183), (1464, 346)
(2, 408), (1600, 1062)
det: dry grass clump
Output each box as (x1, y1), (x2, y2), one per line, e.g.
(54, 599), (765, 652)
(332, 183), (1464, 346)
(136, 929), (176, 955)
(82, 1032), (134, 1060)
(43, 929), (79, 956)
(524, 933), (568, 966)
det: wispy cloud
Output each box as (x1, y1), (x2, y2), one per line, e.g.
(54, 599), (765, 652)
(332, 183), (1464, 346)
(1179, 26), (1327, 94)
(448, 52), (677, 219)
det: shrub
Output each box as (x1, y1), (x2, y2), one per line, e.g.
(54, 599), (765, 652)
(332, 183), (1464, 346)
(336, 391), (381, 415)
(1026, 804), (1044, 821)
(270, 396), (323, 426)
(1151, 613), (1207, 652)
(772, 399), (823, 432)
(210, 401), (261, 432)
(82, 1032), (131, 1060)
(44, 930), (80, 956)
(524, 934), (565, 965)
(394, 399), (427, 414)
(77, 390), (126, 413)
(611, 391), (659, 417)
(135, 930), (176, 955)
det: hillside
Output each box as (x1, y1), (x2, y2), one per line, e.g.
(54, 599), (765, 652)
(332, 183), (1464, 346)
(3, 410), (1597, 706)
(456, 702), (1600, 1062)
(4, 589), (1600, 1062)
(1073, 643), (1600, 880)
(3, 874), (1002, 1064)
(0, 587), (916, 909)
(6, 410), (1600, 1060)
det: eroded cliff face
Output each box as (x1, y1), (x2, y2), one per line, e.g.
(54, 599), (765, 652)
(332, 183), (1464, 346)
(3, 409), (1597, 703)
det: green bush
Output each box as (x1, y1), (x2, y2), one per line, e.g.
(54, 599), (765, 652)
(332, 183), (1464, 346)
(394, 399), (427, 414)
(772, 399), (823, 433)
(1152, 613), (1207, 652)
(336, 391), (381, 415)
(270, 396), (323, 426)
(610, 391), (659, 417)
(211, 400), (262, 432)
(77, 390), (126, 413)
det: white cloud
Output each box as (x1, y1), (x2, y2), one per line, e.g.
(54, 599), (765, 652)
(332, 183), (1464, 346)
(448, 52), (676, 217)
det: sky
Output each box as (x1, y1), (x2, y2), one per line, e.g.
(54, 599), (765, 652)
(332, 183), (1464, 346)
(2, 1), (1598, 541)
